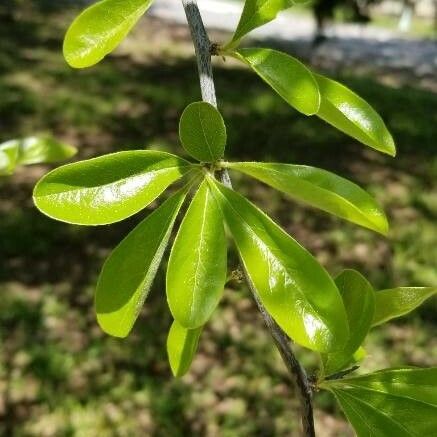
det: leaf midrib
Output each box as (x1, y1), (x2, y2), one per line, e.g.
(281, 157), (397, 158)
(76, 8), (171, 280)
(335, 389), (419, 436)
(233, 163), (383, 231)
(36, 165), (191, 199)
(336, 383), (437, 408)
(81, 0), (149, 48)
(190, 187), (209, 322)
(215, 184), (327, 327)
(116, 205), (179, 331)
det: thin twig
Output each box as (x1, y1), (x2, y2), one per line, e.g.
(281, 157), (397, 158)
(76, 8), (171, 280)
(181, 1), (315, 435)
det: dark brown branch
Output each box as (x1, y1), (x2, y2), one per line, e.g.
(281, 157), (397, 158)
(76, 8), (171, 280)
(181, 1), (315, 435)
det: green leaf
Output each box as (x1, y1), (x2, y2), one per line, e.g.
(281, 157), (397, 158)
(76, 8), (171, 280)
(95, 188), (188, 337)
(167, 180), (227, 328)
(63, 0), (154, 68)
(322, 367), (437, 436)
(167, 320), (202, 377)
(372, 287), (437, 326)
(208, 178), (348, 352)
(179, 102), (226, 162)
(322, 270), (375, 376)
(227, 0), (294, 47)
(315, 73), (396, 156)
(1, 136), (77, 176)
(226, 162), (388, 234)
(233, 48), (320, 115)
(0, 141), (19, 175)
(33, 150), (192, 225)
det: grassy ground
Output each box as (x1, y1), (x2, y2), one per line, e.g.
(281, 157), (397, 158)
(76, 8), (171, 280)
(0, 4), (436, 436)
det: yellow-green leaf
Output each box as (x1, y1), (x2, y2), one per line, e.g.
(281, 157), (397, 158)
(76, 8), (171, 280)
(322, 270), (375, 376)
(208, 178), (348, 353)
(167, 320), (202, 377)
(315, 73), (396, 156)
(322, 368), (437, 436)
(167, 180), (227, 328)
(226, 162), (388, 234)
(373, 287), (437, 326)
(63, 0), (154, 68)
(179, 102), (226, 162)
(95, 188), (188, 337)
(233, 48), (320, 115)
(33, 151), (192, 225)
(227, 0), (294, 47)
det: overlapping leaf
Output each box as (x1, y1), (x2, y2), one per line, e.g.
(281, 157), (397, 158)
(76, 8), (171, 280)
(33, 150), (192, 225)
(209, 178), (348, 352)
(322, 368), (437, 436)
(315, 73), (396, 156)
(167, 180), (227, 328)
(63, 0), (154, 68)
(322, 270), (375, 376)
(226, 162), (388, 234)
(95, 188), (188, 337)
(373, 287), (437, 326)
(167, 320), (202, 377)
(179, 102), (226, 162)
(233, 48), (320, 115)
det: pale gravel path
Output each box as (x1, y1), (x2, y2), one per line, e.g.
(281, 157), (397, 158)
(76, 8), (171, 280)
(149, 0), (437, 88)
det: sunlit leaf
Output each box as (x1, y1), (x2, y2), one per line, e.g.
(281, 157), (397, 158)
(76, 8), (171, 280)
(233, 48), (320, 115)
(322, 270), (375, 376)
(33, 151), (192, 225)
(95, 188), (188, 337)
(322, 367), (437, 436)
(208, 178), (348, 352)
(167, 320), (202, 377)
(1, 136), (76, 176)
(63, 0), (154, 68)
(315, 73), (396, 156)
(0, 141), (19, 175)
(226, 162), (388, 234)
(167, 180), (227, 328)
(179, 102), (226, 162)
(227, 0), (294, 47)
(372, 287), (437, 326)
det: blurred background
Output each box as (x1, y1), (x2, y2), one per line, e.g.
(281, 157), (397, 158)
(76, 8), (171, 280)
(0, 0), (436, 435)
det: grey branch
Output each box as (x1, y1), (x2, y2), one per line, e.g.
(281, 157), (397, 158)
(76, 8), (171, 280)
(182, 0), (217, 107)
(181, 1), (315, 435)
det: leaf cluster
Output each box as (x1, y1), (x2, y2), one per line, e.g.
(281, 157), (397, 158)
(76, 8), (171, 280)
(31, 0), (437, 434)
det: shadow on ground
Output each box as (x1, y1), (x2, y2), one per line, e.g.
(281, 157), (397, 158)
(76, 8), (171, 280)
(0, 5), (436, 436)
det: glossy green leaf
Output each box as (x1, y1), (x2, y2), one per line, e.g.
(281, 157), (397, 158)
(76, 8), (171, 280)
(33, 150), (192, 225)
(372, 287), (437, 326)
(226, 162), (388, 234)
(227, 0), (294, 47)
(322, 270), (375, 376)
(167, 180), (227, 328)
(208, 178), (348, 352)
(233, 48), (320, 115)
(315, 73), (396, 156)
(63, 0), (154, 68)
(179, 102), (226, 162)
(322, 367), (437, 436)
(95, 188), (188, 337)
(167, 320), (202, 377)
